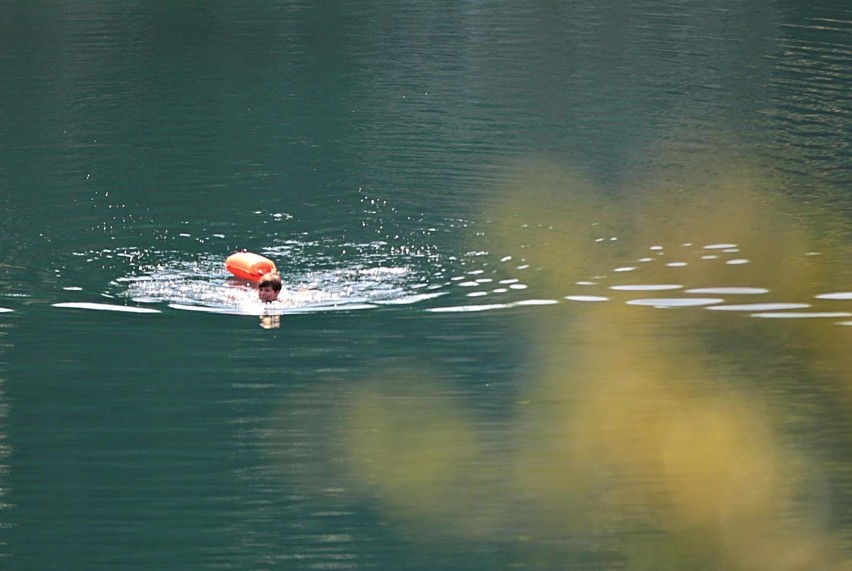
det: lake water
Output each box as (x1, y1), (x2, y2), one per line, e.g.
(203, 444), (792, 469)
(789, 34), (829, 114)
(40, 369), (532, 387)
(1, 2), (851, 569)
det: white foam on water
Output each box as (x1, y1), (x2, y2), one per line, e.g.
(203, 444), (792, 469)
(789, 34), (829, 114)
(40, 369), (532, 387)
(427, 303), (511, 313)
(168, 303), (243, 314)
(751, 312), (852, 319)
(281, 303), (378, 314)
(427, 298), (560, 314)
(686, 287), (769, 295)
(169, 302), (378, 315)
(53, 302), (161, 314)
(627, 298), (724, 308)
(707, 303), (811, 312)
(373, 292), (446, 305)
(704, 243), (738, 249)
(611, 284), (683, 291)
(564, 295), (609, 302)
(816, 292), (852, 300)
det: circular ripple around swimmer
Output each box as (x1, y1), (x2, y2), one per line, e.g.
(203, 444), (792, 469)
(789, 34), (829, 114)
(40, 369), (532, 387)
(120, 251), (448, 315)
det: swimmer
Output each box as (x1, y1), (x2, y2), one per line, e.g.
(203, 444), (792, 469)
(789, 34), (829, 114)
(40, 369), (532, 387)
(257, 272), (282, 303)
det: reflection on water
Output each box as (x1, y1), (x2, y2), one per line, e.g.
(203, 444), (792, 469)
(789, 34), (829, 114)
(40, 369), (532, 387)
(8, 142), (848, 568)
(0, 319), (11, 530)
(1, 0), (851, 567)
(514, 303), (846, 570)
(41, 166), (850, 331)
(266, 153), (852, 569)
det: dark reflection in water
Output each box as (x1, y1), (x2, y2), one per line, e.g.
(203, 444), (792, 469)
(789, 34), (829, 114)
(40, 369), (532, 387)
(0, 316), (13, 546)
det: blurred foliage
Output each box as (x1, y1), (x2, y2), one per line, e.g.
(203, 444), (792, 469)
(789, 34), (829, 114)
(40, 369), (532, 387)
(267, 150), (851, 569)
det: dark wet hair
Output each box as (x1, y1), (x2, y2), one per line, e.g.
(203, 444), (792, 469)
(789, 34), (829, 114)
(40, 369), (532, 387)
(258, 272), (282, 292)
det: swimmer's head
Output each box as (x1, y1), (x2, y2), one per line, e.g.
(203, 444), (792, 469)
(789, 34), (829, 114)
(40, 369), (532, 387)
(258, 272), (282, 302)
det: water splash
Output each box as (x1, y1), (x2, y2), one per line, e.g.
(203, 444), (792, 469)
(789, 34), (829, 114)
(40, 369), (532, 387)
(118, 243), (448, 315)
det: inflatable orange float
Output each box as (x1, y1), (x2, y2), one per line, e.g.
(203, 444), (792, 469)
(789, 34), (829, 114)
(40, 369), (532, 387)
(225, 251), (277, 282)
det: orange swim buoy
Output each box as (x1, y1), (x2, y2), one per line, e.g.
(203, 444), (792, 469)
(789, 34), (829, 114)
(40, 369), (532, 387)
(225, 251), (277, 282)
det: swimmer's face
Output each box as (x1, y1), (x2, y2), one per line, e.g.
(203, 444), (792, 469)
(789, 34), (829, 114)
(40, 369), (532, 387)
(258, 285), (279, 302)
